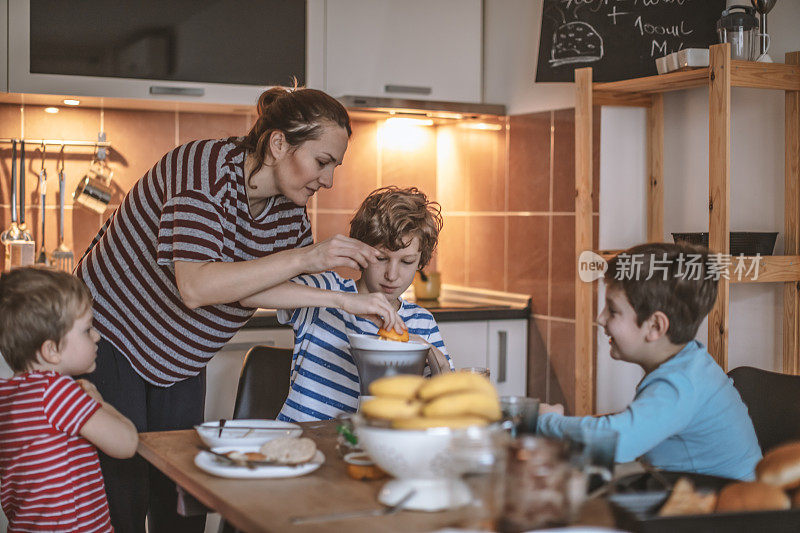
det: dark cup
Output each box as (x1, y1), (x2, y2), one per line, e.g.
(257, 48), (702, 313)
(499, 396), (540, 437)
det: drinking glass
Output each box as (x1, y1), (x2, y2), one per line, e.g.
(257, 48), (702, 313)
(499, 396), (540, 437)
(498, 436), (579, 532)
(565, 426), (619, 493)
(460, 366), (491, 378)
(446, 426), (508, 530)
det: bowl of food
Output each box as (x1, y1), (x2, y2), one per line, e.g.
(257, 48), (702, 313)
(195, 419), (302, 448)
(353, 373), (503, 511)
(347, 333), (429, 395)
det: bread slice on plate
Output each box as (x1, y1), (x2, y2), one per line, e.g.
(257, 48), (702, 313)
(260, 437), (317, 465)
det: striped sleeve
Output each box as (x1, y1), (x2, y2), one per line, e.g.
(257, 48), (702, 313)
(157, 190), (224, 265)
(276, 272), (345, 336)
(406, 308), (454, 372)
(42, 376), (101, 436)
(297, 216), (313, 248)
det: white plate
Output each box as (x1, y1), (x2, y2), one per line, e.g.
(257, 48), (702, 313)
(347, 333), (428, 351)
(195, 419), (302, 448)
(194, 445), (324, 479)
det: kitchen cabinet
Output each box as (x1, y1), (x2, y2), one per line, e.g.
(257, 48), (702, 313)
(204, 327), (294, 422)
(325, 0), (483, 103)
(5, 0), (325, 106)
(0, 0), (7, 93)
(438, 319), (528, 396)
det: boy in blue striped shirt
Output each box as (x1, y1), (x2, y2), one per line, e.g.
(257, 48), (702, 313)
(538, 242), (761, 480)
(273, 186), (453, 421)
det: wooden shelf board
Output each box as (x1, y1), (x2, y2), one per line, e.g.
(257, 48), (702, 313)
(594, 253), (800, 283)
(731, 61), (800, 91)
(730, 255), (800, 283)
(593, 91), (652, 107)
(592, 62), (800, 96)
(594, 68), (709, 94)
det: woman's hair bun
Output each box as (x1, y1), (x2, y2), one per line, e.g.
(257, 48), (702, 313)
(256, 87), (291, 116)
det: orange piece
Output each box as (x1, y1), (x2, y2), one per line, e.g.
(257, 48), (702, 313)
(377, 327), (409, 342)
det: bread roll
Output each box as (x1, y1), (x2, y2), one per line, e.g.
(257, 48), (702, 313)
(715, 481), (790, 512)
(259, 437), (317, 465)
(377, 327), (409, 342)
(792, 488), (800, 509)
(756, 441), (800, 490)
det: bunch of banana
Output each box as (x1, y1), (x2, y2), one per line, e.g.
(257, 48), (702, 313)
(360, 372), (501, 429)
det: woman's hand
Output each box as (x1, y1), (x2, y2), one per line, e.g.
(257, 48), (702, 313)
(341, 292), (404, 333)
(409, 334), (452, 375)
(301, 234), (380, 273)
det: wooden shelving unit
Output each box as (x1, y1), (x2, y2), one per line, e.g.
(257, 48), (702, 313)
(574, 43), (800, 416)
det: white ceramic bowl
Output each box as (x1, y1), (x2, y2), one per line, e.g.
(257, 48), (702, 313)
(195, 419), (301, 448)
(347, 334), (429, 395)
(353, 415), (470, 512)
(655, 55), (669, 75)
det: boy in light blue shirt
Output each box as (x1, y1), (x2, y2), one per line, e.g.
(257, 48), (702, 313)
(538, 242), (762, 480)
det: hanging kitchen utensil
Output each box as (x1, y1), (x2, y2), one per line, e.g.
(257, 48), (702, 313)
(3, 140), (35, 268)
(73, 147), (113, 214)
(52, 147), (74, 272)
(1, 140), (22, 244)
(17, 140), (33, 242)
(35, 144), (50, 265)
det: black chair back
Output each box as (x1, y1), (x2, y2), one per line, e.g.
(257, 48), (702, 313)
(728, 366), (800, 453)
(232, 345), (293, 420)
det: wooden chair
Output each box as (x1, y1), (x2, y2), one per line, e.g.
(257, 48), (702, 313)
(232, 345), (293, 419)
(728, 366), (800, 453)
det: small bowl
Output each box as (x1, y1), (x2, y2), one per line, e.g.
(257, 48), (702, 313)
(344, 452), (386, 480)
(655, 55), (669, 75)
(195, 419), (302, 448)
(666, 52), (679, 72)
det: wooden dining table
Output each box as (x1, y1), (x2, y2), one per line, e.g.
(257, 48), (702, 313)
(137, 421), (616, 532)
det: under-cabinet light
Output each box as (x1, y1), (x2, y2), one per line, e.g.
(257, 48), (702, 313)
(44, 107), (59, 114)
(385, 117), (434, 127)
(63, 99), (81, 106)
(461, 122), (503, 131)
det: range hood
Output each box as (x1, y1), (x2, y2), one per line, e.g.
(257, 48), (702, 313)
(338, 95), (506, 119)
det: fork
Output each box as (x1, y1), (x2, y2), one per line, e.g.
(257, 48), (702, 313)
(289, 489), (416, 524)
(52, 167), (74, 272)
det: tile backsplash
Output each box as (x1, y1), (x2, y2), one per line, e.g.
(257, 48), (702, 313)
(0, 103), (599, 413)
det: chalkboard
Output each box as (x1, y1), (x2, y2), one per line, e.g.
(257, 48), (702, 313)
(535, 0), (726, 83)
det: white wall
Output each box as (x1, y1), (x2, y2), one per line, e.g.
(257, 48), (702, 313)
(484, 0), (800, 412)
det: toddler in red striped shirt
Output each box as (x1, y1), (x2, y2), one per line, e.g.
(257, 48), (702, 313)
(0, 267), (138, 532)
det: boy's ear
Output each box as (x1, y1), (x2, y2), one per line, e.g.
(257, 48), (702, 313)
(37, 339), (62, 366)
(645, 311), (670, 342)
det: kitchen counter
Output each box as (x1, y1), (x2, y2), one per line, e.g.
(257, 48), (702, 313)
(243, 284), (531, 328)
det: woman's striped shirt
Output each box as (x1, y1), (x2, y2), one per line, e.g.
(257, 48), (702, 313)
(75, 138), (312, 386)
(277, 271), (452, 422)
(0, 372), (111, 532)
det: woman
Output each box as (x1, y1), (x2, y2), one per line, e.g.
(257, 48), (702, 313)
(76, 87), (402, 532)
